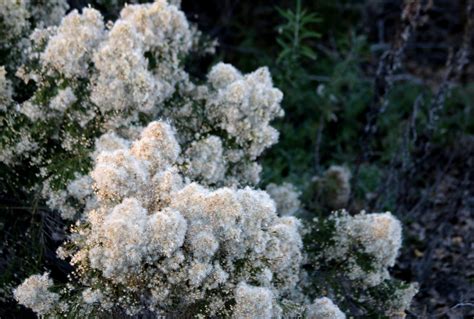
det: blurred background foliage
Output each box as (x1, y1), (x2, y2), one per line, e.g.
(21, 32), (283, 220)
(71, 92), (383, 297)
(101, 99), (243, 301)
(1, 0), (473, 317)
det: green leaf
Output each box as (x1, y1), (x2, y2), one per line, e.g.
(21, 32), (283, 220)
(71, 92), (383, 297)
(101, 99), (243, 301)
(301, 30), (321, 40)
(301, 46), (317, 60)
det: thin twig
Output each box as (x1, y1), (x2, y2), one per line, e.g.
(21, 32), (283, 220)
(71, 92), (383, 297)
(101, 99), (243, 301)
(313, 116), (324, 174)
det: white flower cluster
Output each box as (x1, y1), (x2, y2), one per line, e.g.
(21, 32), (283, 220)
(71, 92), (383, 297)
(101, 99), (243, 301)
(206, 63), (284, 160)
(232, 282), (276, 319)
(165, 62), (284, 186)
(385, 283), (419, 318)
(0, 66), (12, 111)
(23, 121), (303, 317)
(266, 182), (301, 216)
(322, 210), (402, 287)
(48, 86), (77, 112)
(0, 0), (29, 49)
(1, 1), (284, 219)
(0, 0), (68, 70)
(41, 8), (105, 79)
(91, 0), (192, 129)
(184, 135), (226, 184)
(306, 297), (346, 319)
(11, 0), (192, 139)
(27, 0), (68, 27)
(13, 273), (59, 316)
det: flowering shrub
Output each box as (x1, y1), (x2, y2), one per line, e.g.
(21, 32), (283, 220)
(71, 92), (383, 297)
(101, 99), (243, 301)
(0, 0), (282, 220)
(304, 210), (419, 317)
(13, 120), (303, 317)
(2, 1), (419, 318)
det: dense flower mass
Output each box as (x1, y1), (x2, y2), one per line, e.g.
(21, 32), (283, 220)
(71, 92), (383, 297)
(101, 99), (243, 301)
(266, 182), (301, 216)
(41, 8), (104, 79)
(306, 297), (346, 319)
(0, 0), (283, 219)
(20, 121), (304, 317)
(13, 273), (59, 316)
(184, 135), (226, 184)
(90, 0), (192, 126)
(0, 0), (68, 70)
(0, 0), (29, 51)
(205, 63), (284, 159)
(232, 282), (276, 319)
(0, 67), (12, 111)
(317, 210), (403, 287)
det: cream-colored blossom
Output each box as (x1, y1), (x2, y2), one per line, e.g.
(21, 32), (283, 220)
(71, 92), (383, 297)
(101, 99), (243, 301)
(205, 63), (284, 159)
(92, 132), (131, 160)
(41, 8), (104, 78)
(184, 135), (226, 184)
(49, 87), (77, 112)
(323, 211), (403, 287)
(82, 288), (103, 304)
(14, 273), (59, 316)
(266, 182), (301, 216)
(147, 208), (187, 258)
(2, 1), (283, 217)
(91, 149), (149, 202)
(306, 297), (346, 319)
(0, 0), (29, 48)
(232, 282), (274, 319)
(130, 121), (180, 172)
(91, 0), (192, 127)
(0, 66), (12, 111)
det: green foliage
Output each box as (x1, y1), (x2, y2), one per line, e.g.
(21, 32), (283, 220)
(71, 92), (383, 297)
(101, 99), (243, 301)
(244, 0), (473, 213)
(261, 26), (373, 193)
(276, 0), (321, 63)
